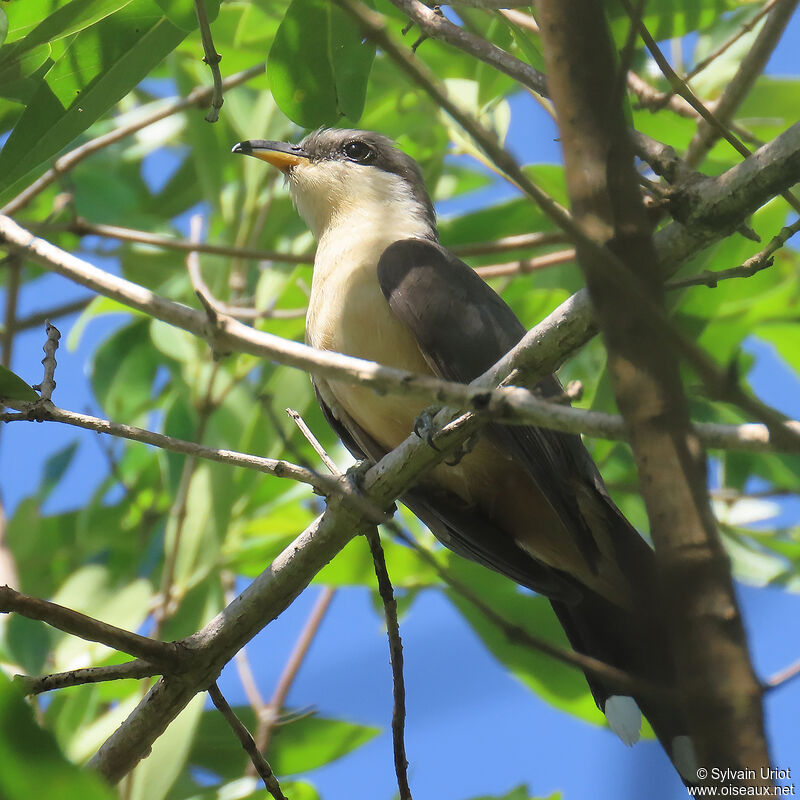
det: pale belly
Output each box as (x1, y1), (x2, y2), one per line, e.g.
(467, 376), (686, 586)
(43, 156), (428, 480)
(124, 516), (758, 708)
(306, 257), (630, 605)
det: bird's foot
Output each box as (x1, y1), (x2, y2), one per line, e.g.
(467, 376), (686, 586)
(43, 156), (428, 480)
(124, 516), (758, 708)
(443, 433), (479, 467)
(413, 405), (441, 450)
(344, 459), (397, 520)
(414, 406), (478, 465)
(344, 459), (373, 491)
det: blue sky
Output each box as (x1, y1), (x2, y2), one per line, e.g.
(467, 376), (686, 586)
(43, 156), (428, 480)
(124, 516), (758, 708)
(2, 12), (800, 800)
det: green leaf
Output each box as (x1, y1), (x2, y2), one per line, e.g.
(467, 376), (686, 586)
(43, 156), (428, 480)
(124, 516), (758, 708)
(0, 673), (116, 800)
(189, 711), (380, 779)
(154, 0), (219, 33)
(444, 556), (605, 726)
(470, 786), (561, 800)
(91, 319), (159, 420)
(128, 694), (206, 800)
(607, 0), (757, 42)
(3, 0), (132, 44)
(38, 441), (80, 503)
(0, 8), (8, 48)
(0, 364), (38, 401)
(0, 0), (185, 200)
(267, 0), (375, 127)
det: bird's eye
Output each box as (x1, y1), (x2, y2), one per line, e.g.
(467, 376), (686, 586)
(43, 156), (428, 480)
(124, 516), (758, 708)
(343, 140), (375, 163)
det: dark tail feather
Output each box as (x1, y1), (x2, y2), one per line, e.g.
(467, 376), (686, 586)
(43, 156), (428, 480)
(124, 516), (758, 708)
(551, 584), (696, 786)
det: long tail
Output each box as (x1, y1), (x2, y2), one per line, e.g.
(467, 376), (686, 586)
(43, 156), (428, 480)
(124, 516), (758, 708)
(550, 499), (698, 786)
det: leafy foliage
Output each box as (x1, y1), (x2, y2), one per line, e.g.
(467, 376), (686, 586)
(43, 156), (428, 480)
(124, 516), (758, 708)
(0, 0), (798, 797)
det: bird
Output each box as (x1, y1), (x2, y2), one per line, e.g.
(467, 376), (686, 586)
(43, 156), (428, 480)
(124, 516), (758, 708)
(232, 128), (696, 783)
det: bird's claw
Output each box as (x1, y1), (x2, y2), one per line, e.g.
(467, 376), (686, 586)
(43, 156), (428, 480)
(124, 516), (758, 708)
(444, 433), (479, 466)
(413, 405), (441, 450)
(344, 459), (373, 491)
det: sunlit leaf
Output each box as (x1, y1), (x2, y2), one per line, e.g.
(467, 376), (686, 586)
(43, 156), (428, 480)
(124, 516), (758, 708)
(0, 364), (38, 401)
(189, 710), (380, 779)
(267, 0), (375, 127)
(153, 0), (219, 32)
(0, 673), (115, 800)
(0, 0), (185, 201)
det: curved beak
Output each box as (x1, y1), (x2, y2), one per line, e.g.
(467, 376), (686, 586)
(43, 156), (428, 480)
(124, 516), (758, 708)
(231, 139), (310, 173)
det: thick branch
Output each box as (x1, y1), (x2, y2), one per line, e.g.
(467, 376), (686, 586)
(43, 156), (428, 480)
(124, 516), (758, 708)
(538, 0), (770, 781)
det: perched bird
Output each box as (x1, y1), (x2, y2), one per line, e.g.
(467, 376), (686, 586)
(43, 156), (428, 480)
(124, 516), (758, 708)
(233, 128), (695, 781)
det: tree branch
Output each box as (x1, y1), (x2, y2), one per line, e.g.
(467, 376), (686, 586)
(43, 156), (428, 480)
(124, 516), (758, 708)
(538, 0), (770, 780)
(685, 0), (800, 167)
(366, 529), (412, 800)
(387, 0), (547, 96)
(0, 585), (186, 668)
(39, 218), (312, 264)
(16, 661), (161, 695)
(207, 683), (288, 800)
(193, 0), (225, 122)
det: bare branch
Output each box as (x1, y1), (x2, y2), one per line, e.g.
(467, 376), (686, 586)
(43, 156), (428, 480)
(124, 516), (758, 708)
(686, 0), (800, 167)
(40, 218), (312, 264)
(207, 683), (288, 800)
(0, 585), (186, 667)
(366, 529), (412, 800)
(2, 297), (91, 335)
(387, 0), (547, 96)
(764, 657), (800, 691)
(683, 0), (781, 83)
(257, 587), (335, 754)
(16, 661), (161, 695)
(286, 408), (339, 473)
(0, 63), (265, 217)
(31, 322), (60, 401)
(450, 231), (568, 257)
(0, 400), (344, 495)
(1, 257), (21, 368)
(474, 247), (575, 278)
(193, 0), (225, 122)
(539, 0), (770, 776)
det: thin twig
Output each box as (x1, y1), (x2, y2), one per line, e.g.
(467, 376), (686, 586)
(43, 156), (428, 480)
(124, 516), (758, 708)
(365, 528), (412, 800)
(40, 218), (312, 264)
(32, 322), (60, 401)
(0, 400), (342, 494)
(207, 683), (288, 800)
(256, 587), (335, 754)
(1, 297), (91, 335)
(475, 247), (576, 278)
(451, 231), (568, 257)
(0, 585), (186, 667)
(667, 218), (800, 290)
(764, 657), (800, 691)
(0, 64), (265, 216)
(193, 0), (225, 122)
(685, 0), (800, 168)
(1, 257), (21, 369)
(286, 408), (339, 473)
(16, 661), (161, 695)
(387, 0), (547, 96)
(683, 0), (781, 83)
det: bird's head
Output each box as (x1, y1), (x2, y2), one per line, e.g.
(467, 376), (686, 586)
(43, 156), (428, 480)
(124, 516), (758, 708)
(232, 128), (437, 243)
